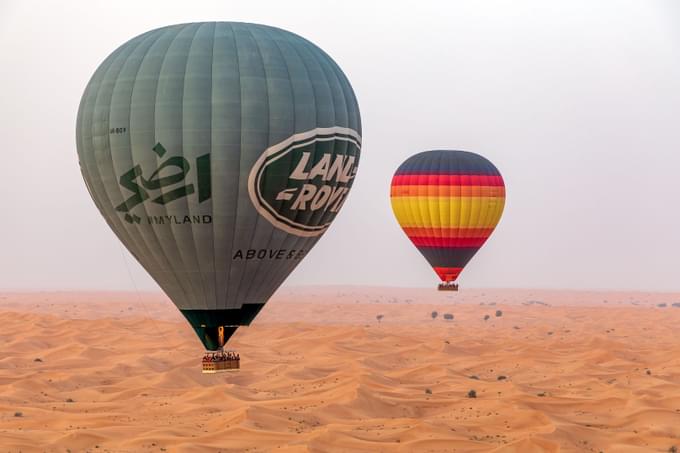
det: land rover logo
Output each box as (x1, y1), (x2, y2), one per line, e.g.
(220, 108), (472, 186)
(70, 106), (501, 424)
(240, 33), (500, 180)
(248, 127), (362, 237)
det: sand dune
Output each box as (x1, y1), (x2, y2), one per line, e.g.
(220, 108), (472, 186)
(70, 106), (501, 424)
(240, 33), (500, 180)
(1, 288), (680, 452)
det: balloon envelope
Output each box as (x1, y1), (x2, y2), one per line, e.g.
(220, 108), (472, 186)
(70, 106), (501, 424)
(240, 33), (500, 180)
(390, 150), (505, 283)
(76, 22), (361, 349)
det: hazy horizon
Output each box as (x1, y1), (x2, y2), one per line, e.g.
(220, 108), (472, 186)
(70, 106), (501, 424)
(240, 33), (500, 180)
(1, 0), (679, 292)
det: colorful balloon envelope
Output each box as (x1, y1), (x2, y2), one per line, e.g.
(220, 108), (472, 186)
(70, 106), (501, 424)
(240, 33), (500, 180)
(390, 151), (505, 287)
(76, 23), (361, 350)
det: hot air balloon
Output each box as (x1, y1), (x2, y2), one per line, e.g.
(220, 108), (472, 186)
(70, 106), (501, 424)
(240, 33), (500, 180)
(76, 22), (361, 371)
(390, 151), (505, 291)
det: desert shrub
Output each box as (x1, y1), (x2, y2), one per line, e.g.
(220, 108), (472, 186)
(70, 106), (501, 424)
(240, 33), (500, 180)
(467, 389), (477, 398)
(431, 311), (438, 320)
(495, 310), (503, 317)
(443, 313), (454, 320)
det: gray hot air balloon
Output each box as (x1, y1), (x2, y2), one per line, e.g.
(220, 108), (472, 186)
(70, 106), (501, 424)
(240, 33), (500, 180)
(76, 22), (361, 356)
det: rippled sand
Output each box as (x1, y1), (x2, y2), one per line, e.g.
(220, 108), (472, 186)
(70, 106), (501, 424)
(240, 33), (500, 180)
(1, 288), (679, 452)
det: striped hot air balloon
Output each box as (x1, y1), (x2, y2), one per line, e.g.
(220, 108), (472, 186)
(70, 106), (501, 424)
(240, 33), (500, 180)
(390, 150), (505, 289)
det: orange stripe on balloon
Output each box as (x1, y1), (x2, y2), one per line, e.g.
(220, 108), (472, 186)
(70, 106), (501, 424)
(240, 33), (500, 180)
(391, 174), (504, 187)
(390, 185), (506, 197)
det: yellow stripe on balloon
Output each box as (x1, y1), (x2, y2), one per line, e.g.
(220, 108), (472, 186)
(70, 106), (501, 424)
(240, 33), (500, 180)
(391, 196), (505, 229)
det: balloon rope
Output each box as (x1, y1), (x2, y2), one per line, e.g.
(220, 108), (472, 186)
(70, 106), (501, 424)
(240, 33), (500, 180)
(117, 243), (190, 359)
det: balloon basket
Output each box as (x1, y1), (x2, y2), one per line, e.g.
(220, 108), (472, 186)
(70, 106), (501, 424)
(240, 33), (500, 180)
(202, 350), (240, 373)
(438, 283), (459, 292)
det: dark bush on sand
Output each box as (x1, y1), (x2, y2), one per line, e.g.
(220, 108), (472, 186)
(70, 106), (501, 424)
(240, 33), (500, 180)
(443, 313), (454, 320)
(495, 310), (503, 317)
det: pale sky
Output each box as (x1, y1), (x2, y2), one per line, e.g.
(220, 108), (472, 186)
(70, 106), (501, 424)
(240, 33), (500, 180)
(1, 0), (679, 292)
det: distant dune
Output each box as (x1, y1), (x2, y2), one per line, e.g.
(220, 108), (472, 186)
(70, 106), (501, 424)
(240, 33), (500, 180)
(1, 288), (680, 452)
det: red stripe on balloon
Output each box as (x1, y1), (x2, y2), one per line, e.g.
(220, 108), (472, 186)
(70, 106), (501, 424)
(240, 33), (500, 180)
(410, 237), (487, 247)
(402, 227), (495, 238)
(433, 267), (463, 282)
(391, 174), (505, 187)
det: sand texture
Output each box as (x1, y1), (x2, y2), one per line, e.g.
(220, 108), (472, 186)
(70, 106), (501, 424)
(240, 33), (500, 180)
(1, 288), (680, 452)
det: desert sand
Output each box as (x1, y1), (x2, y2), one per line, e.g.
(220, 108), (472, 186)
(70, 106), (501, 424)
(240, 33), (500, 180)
(1, 287), (680, 452)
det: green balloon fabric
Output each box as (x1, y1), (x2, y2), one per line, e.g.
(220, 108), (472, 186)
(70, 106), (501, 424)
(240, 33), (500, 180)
(76, 22), (362, 350)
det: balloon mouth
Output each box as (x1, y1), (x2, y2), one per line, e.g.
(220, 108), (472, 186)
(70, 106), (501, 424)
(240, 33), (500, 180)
(180, 304), (265, 351)
(434, 267), (463, 283)
(194, 325), (238, 351)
